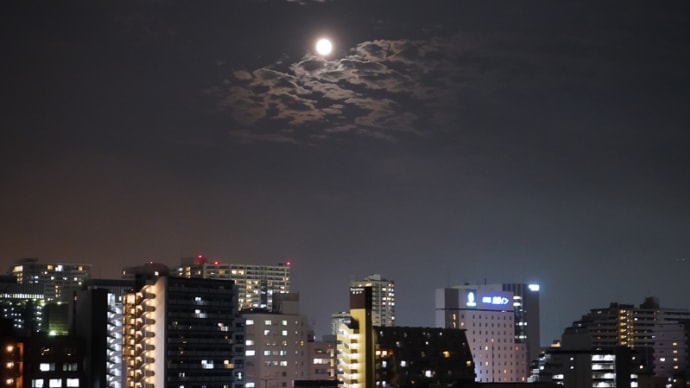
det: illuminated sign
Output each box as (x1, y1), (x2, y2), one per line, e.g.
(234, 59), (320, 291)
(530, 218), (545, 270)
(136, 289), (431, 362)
(466, 290), (477, 307)
(481, 295), (510, 305)
(462, 289), (513, 311)
(528, 284), (540, 291)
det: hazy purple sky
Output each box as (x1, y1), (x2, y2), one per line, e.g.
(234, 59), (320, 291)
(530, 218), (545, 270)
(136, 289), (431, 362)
(2, 0), (689, 344)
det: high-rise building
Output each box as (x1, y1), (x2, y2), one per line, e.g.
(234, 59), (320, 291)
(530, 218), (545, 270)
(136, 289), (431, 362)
(502, 283), (541, 364)
(122, 270), (245, 388)
(560, 297), (690, 381)
(337, 286), (476, 387)
(350, 274), (395, 327)
(241, 293), (310, 388)
(71, 279), (133, 388)
(435, 284), (529, 382)
(9, 258), (91, 303)
(176, 256), (291, 311)
(0, 275), (45, 333)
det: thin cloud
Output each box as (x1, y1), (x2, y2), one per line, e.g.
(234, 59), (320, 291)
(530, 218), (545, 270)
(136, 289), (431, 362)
(212, 36), (471, 144)
(210, 17), (686, 145)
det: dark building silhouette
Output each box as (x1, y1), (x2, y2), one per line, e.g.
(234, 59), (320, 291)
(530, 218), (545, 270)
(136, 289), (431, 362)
(122, 268), (246, 387)
(23, 335), (86, 388)
(0, 275), (45, 334)
(337, 286), (476, 387)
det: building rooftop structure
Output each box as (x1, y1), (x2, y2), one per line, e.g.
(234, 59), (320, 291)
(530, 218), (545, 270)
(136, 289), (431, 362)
(176, 256), (291, 311)
(350, 274), (395, 327)
(9, 258), (91, 303)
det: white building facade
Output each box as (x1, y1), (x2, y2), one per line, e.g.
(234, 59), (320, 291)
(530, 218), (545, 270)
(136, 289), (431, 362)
(242, 294), (310, 388)
(435, 285), (528, 382)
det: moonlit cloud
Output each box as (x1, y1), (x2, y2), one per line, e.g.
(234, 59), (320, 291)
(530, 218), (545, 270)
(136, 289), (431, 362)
(212, 26), (649, 145)
(211, 36), (477, 144)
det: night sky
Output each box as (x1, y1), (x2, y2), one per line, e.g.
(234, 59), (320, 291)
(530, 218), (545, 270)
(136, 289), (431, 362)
(2, 0), (689, 344)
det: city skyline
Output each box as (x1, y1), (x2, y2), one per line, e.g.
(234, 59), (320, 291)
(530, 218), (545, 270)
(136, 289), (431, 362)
(2, 0), (690, 346)
(4, 255), (688, 347)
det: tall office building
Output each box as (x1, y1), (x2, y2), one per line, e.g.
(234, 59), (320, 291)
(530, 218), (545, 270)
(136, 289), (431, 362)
(435, 284), (529, 382)
(337, 287), (476, 387)
(176, 256), (291, 311)
(9, 258), (91, 303)
(502, 283), (541, 365)
(241, 293), (310, 388)
(350, 274), (395, 327)
(122, 270), (245, 388)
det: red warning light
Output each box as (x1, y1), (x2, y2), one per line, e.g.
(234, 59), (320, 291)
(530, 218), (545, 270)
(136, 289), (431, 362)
(193, 255), (208, 265)
(286, 261), (291, 267)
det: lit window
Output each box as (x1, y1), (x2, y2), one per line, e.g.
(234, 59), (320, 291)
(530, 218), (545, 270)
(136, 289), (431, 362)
(49, 379), (62, 387)
(40, 363), (55, 372)
(32, 380), (45, 387)
(246, 350), (255, 356)
(66, 378), (79, 387)
(246, 320), (254, 325)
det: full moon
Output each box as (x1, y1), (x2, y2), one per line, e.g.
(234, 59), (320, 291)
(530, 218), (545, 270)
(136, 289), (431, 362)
(315, 38), (333, 56)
